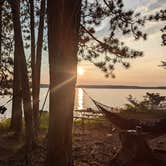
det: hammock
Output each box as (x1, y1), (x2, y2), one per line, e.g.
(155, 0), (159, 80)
(93, 99), (140, 130)
(82, 89), (166, 133)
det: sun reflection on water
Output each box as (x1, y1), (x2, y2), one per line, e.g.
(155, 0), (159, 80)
(78, 88), (83, 110)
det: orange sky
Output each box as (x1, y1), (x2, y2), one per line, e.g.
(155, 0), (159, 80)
(76, 32), (166, 86)
(41, 0), (166, 86)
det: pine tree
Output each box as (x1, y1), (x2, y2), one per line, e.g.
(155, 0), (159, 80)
(47, 0), (146, 165)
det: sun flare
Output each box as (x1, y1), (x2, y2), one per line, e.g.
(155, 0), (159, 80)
(77, 67), (85, 76)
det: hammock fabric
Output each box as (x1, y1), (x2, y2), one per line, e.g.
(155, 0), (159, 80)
(93, 100), (140, 130)
(92, 99), (166, 133)
(82, 89), (166, 133)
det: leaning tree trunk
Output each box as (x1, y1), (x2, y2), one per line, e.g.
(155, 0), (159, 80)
(46, 0), (81, 165)
(10, 0), (34, 151)
(33, 0), (45, 140)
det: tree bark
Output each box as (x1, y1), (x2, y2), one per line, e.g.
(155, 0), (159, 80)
(33, 0), (45, 140)
(29, 0), (35, 74)
(5, 0), (22, 135)
(10, 0), (34, 151)
(0, 1), (2, 63)
(46, 0), (81, 165)
(10, 48), (22, 135)
(29, 0), (36, 98)
(0, 0), (4, 65)
(29, 0), (38, 142)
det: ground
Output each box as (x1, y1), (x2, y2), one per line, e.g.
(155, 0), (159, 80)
(0, 120), (119, 166)
(0, 112), (165, 166)
(72, 121), (120, 166)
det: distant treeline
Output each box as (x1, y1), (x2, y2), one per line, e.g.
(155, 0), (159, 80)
(76, 85), (166, 89)
(39, 84), (166, 89)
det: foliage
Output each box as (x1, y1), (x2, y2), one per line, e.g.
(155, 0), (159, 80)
(148, 10), (166, 46)
(125, 92), (166, 112)
(0, 0), (46, 95)
(0, 0), (147, 86)
(0, 1), (13, 95)
(79, 0), (146, 77)
(148, 10), (166, 68)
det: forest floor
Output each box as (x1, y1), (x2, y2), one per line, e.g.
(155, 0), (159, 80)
(0, 112), (165, 165)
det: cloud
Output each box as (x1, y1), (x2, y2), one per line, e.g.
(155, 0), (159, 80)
(148, 0), (166, 10)
(125, 0), (166, 14)
(84, 0), (166, 54)
(136, 0), (166, 14)
(135, 6), (149, 13)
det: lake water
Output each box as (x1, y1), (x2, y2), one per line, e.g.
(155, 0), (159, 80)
(1, 88), (166, 119)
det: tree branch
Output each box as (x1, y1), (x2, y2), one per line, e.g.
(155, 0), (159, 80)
(80, 24), (121, 55)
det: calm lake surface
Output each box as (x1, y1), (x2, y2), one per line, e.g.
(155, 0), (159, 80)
(1, 88), (166, 119)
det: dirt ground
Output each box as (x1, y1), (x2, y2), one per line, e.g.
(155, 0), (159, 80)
(0, 120), (165, 166)
(72, 122), (120, 166)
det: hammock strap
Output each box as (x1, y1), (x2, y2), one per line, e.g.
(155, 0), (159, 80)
(1, 98), (13, 107)
(0, 90), (23, 107)
(82, 88), (95, 102)
(40, 88), (50, 116)
(82, 88), (114, 112)
(1, 88), (50, 114)
(82, 88), (102, 110)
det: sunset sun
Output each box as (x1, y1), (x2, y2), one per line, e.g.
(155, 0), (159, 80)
(77, 67), (85, 76)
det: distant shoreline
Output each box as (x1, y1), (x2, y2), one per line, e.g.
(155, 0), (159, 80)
(40, 84), (166, 89)
(77, 85), (166, 89)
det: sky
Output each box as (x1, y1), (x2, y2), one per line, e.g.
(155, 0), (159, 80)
(41, 0), (166, 86)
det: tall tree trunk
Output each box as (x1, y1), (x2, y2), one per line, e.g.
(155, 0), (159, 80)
(33, 0), (45, 140)
(46, 0), (81, 165)
(29, 0), (35, 73)
(10, 0), (34, 151)
(2, 0), (22, 135)
(10, 47), (22, 134)
(0, 1), (2, 63)
(29, 0), (37, 142)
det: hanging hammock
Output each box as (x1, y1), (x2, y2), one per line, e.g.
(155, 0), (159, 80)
(82, 89), (166, 133)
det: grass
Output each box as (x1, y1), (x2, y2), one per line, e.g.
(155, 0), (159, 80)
(39, 111), (49, 130)
(0, 118), (10, 132)
(0, 111), (49, 132)
(1, 109), (166, 132)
